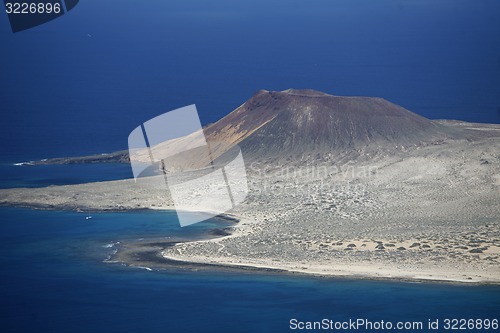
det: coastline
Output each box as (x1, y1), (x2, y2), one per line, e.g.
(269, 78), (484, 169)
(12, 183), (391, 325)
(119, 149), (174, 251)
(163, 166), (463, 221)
(2, 188), (500, 285)
(160, 253), (500, 285)
(2, 136), (500, 285)
(2, 201), (499, 284)
(105, 212), (500, 285)
(109, 231), (500, 285)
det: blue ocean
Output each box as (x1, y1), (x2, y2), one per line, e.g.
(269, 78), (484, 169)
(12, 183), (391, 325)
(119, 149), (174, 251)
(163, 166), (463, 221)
(1, 0), (500, 332)
(1, 0), (499, 162)
(0, 163), (499, 333)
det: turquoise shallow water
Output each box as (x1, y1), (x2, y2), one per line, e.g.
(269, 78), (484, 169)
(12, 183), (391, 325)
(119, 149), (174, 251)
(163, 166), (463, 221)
(0, 207), (499, 333)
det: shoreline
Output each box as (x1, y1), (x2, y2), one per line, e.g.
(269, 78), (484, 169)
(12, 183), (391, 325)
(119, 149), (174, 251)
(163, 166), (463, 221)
(2, 137), (499, 286)
(161, 254), (500, 286)
(160, 241), (500, 285)
(107, 212), (500, 285)
(109, 236), (500, 286)
(1, 203), (499, 285)
(1, 204), (499, 285)
(160, 214), (500, 285)
(0, 203), (240, 224)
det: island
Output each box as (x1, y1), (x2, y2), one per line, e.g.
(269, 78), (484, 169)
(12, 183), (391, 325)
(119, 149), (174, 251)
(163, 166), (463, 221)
(1, 89), (499, 283)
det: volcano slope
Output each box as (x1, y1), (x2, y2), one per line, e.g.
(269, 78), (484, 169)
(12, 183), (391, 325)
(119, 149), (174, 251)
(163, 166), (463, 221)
(1, 89), (500, 282)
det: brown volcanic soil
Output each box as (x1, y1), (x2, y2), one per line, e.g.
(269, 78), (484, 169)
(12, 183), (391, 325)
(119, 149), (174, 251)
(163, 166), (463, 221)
(32, 88), (495, 168)
(203, 89), (459, 161)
